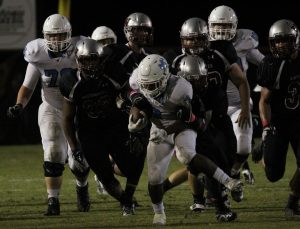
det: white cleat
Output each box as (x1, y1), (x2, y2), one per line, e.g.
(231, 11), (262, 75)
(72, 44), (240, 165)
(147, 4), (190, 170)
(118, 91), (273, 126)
(153, 212), (166, 225)
(94, 175), (108, 195)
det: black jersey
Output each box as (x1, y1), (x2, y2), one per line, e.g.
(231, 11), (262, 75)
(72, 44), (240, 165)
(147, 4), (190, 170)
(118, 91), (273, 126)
(59, 68), (128, 131)
(257, 55), (300, 118)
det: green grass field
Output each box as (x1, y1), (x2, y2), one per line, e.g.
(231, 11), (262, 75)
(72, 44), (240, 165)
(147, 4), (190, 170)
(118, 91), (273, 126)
(0, 144), (299, 229)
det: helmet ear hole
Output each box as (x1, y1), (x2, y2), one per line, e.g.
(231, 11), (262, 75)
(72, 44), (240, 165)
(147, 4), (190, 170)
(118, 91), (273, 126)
(42, 14), (72, 52)
(137, 54), (170, 98)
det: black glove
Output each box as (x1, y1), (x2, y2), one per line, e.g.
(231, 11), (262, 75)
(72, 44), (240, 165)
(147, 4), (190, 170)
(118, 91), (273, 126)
(7, 103), (23, 119)
(72, 150), (89, 172)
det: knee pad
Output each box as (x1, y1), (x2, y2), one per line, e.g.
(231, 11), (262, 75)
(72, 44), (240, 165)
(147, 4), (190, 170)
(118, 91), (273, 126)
(70, 167), (90, 178)
(43, 161), (64, 177)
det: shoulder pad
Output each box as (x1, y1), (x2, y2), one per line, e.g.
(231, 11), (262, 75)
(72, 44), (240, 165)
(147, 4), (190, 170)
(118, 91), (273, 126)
(59, 69), (78, 99)
(23, 39), (45, 63)
(234, 29), (259, 51)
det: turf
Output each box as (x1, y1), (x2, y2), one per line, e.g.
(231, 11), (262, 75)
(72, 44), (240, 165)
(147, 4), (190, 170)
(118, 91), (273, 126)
(0, 144), (299, 228)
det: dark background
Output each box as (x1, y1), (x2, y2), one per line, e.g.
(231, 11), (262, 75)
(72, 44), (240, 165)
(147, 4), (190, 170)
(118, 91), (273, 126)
(0, 0), (298, 145)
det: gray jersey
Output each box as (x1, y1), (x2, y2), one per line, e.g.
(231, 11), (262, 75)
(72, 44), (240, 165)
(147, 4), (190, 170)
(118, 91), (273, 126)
(227, 29), (265, 107)
(131, 74), (193, 132)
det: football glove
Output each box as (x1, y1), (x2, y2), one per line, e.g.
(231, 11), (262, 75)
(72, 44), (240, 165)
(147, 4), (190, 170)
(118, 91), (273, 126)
(262, 125), (276, 142)
(189, 117), (207, 132)
(149, 128), (167, 144)
(7, 103), (23, 119)
(72, 150), (89, 172)
(128, 112), (148, 133)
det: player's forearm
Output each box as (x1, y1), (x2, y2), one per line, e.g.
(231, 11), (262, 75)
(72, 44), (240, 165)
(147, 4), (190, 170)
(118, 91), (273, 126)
(16, 85), (34, 108)
(238, 79), (250, 114)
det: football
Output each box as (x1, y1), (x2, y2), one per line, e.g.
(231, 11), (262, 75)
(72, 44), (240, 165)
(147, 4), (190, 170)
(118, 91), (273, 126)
(130, 106), (142, 123)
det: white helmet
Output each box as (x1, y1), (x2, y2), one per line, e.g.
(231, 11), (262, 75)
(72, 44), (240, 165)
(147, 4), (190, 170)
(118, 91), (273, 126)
(137, 54), (170, 98)
(42, 14), (72, 52)
(208, 5), (238, 41)
(91, 26), (117, 47)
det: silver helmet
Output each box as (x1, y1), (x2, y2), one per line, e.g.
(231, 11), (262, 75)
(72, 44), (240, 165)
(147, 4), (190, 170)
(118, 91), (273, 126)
(42, 14), (72, 52)
(124, 12), (153, 46)
(180, 17), (209, 55)
(269, 19), (299, 59)
(177, 55), (208, 91)
(208, 5), (238, 41)
(75, 38), (104, 79)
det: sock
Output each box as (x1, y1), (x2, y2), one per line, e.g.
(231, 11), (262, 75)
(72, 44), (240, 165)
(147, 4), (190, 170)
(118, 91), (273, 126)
(47, 189), (60, 199)
(152, 201), (165, 214)
(213, 168), (231, 185)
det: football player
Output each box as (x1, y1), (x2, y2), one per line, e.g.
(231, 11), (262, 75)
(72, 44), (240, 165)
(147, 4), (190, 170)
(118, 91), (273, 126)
(60, 38), (149, 216)
(208, 4), (265, 185)
(7, 14), (90, 215)
(129, 54), (243, 225)
(257, 19), (300, 217)
(91, 13), (154, 202)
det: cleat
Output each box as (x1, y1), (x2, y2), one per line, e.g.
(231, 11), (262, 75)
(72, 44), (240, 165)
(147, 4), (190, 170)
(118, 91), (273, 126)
(76, 184), (90, 212)
(285, 207), (300, 218)
(153, 212), (166, 225)
(224, 179), (243, 192)
(224, 179), (243, 202)
(122, 204), (135, 216)
(44, 197), (60, 216)
(285, 194), (300, 218)
(190, 203), (206, 212)
(94, 175), (108, 195)
(216, 208), (237, 222)
(242, 169), (255, 185)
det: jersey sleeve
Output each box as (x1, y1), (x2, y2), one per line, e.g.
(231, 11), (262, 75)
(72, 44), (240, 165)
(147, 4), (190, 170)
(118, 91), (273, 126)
(23, 39), (43, 64)
(171, 76), (193, 105)
(59, 68), (78, 101)
(22, 63), (40, 90)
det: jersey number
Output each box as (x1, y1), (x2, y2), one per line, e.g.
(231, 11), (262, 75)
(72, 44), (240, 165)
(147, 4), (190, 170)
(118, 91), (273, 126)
(285, 82), (300, 110)
(44, 68), (73, 87)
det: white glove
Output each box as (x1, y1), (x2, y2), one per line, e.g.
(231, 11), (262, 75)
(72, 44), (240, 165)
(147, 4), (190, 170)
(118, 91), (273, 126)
(128, 112), (148, 133)
(149, 128), (167, 144)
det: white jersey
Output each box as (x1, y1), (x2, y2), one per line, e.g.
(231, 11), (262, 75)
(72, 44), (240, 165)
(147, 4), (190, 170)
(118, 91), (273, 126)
(23, 36), (84, 110)
(130, 74), (193, 132)
(227, 29), (265, 107)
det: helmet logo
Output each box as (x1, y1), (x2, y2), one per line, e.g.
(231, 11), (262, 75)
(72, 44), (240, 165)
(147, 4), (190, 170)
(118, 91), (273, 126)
(159, 58), (167, 72)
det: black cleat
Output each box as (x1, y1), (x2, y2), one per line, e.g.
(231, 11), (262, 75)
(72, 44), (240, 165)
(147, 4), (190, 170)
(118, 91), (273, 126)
(122, 204), (135, 216)
(216, 205), (237, 222)
(76, 184), (90, 212)
(242, 169), (255, 185)
(44, 197), (60, 216)
(285, 194), (300, 218)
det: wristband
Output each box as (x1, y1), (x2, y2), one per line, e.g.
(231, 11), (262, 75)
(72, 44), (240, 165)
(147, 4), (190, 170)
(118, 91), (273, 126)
(261, 119), (269, 128)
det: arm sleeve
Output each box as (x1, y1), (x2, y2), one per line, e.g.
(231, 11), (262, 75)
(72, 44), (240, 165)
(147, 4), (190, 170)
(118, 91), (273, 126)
(22, 63), (40, 90)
